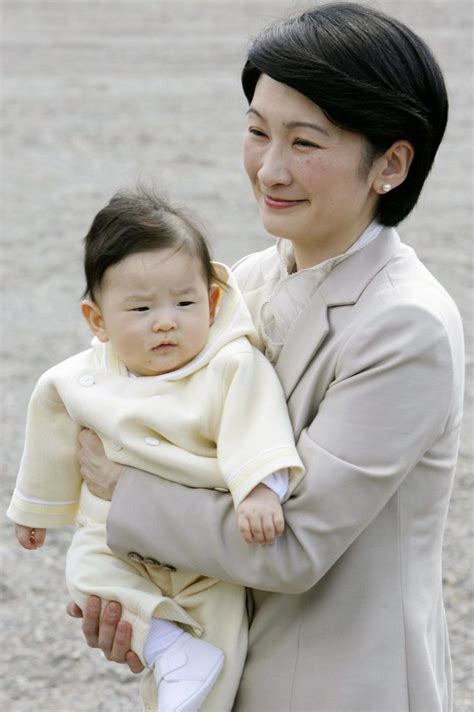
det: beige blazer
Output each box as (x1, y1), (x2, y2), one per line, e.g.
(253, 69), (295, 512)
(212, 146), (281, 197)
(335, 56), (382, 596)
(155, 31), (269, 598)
(107, 228), (464, 712)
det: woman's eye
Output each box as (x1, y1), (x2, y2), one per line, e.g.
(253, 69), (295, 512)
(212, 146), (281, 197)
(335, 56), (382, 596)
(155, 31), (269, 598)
(294, 138), (320, 148)
(248, 127), (267, 138)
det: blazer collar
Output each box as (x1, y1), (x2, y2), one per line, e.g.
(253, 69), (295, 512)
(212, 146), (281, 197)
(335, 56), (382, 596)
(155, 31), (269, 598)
(319, 227), (400, 306)
(275, 228), (401, 398)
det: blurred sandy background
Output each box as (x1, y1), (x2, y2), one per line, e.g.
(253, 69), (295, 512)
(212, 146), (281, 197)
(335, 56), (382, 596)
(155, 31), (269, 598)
(1, 1), (472, 710)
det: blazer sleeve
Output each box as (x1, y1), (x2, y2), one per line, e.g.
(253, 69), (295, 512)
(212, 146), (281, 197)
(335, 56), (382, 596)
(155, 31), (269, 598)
(7, 373), (82, 528)
(106, 301), (461, 593)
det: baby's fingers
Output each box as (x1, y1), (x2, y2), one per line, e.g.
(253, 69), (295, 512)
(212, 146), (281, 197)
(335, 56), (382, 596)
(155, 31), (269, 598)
(261, 514), (278, 544)
(15, 524), (46, 550)
(238, 513), (255, 544)
(248, 514), (267, 545)
(33, 528), (47, 547)
(273, 510), (285, 538)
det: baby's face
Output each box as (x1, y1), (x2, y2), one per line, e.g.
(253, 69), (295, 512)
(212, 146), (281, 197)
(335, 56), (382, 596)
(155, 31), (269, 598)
(88, 248), (218, 376)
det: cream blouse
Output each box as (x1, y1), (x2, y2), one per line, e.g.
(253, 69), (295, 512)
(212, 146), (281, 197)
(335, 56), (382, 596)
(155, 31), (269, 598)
(261, 221), (384, 363)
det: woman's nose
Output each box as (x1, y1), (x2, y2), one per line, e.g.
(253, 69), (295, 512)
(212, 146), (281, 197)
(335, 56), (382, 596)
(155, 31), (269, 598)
(257, 146), (292, 187)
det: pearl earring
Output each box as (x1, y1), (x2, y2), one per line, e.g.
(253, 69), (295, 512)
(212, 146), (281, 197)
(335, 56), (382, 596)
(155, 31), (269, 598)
(381, 183), (392, 193)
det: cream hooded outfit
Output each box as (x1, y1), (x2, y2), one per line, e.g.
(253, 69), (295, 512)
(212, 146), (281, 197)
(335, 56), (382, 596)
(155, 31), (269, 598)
(7, 264), (304, 712)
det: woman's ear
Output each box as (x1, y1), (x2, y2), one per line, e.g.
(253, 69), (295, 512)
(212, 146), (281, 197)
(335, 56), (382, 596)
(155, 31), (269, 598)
(81, 300), (109, 342)
(373, 140), (415, 195)
(208, 285), (221, 325)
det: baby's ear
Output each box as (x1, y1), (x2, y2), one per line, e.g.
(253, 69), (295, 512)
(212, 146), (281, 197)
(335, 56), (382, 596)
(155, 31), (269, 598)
(208, 285), (221, 325)
(81, 300), (109, 342)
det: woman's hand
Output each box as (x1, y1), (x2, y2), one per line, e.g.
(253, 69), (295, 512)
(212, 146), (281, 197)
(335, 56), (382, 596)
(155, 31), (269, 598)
(78, 428), (124, 501)
(66, 597), (144, 672)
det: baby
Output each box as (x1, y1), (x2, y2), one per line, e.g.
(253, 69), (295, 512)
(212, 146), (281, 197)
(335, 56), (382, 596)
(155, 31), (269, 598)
(8, 188), (304, 712)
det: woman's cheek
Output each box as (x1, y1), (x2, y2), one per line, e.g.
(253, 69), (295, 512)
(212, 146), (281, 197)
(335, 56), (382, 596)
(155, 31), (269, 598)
(242, 137), (259, 180)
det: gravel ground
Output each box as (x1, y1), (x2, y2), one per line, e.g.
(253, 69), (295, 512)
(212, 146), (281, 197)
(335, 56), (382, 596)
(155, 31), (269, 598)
(1, 1), (472, 710)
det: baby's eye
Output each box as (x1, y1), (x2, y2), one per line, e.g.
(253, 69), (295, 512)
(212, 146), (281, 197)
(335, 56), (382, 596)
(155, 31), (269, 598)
(131, 306), (149, 312)
(177, 300), (195, 307)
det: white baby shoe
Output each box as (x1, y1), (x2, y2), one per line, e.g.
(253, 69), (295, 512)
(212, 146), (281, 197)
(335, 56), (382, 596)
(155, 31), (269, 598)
(154, 632), (224, 712)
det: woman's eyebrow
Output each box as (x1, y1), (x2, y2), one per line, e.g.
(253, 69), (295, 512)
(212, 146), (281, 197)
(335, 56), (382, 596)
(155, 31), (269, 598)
(285, 120), (330, 137)
(246, 107), (264, 119)
(246, 107), (330, 137)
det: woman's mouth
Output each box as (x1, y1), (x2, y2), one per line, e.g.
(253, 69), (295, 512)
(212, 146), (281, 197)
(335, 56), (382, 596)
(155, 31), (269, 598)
(263, 195), (306, 209)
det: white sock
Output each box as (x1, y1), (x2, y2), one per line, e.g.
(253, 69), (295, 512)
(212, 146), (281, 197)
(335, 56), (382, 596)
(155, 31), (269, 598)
(143, 618), (184, 667)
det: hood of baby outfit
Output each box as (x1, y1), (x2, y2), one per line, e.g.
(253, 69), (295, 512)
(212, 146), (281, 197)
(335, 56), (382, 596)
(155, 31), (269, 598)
(91, 262), (258, 381)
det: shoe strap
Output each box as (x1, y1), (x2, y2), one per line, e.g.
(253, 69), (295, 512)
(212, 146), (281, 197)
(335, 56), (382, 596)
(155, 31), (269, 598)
(154, 651), (188, 684)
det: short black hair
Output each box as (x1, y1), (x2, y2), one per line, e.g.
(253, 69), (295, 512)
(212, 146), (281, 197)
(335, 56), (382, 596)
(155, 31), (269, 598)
(83, 187), (220, 302)
(242, 2), (448, 226)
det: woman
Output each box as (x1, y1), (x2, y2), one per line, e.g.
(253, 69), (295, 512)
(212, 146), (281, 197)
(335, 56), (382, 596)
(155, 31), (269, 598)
(70, 3), (464, 710)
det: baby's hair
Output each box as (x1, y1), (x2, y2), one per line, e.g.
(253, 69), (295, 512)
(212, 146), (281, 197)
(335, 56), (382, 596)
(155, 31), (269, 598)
(83, 187), (223, 302)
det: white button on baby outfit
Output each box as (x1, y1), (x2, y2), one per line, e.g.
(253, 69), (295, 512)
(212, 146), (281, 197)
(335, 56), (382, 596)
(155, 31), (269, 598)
(110, 441), (123, 451)
(145, 436), (160, 446)
(79, 374), (95, 387)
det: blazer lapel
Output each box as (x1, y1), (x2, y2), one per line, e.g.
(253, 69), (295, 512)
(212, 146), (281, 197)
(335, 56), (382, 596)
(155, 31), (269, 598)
(275, 290), (329, 398)
(275, 228), (401, 399)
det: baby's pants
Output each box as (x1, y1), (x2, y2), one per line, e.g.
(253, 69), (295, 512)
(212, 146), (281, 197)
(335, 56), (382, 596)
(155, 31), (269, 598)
(66, 485), (248, 712)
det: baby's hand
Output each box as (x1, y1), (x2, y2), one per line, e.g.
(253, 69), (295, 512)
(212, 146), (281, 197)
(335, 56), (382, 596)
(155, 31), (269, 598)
(237, 483), (285, 545)
(15, 524), (47, 550)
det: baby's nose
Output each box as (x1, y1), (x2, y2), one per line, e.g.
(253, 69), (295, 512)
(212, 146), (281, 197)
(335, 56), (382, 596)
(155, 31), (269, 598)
(152, 317), (175, 332)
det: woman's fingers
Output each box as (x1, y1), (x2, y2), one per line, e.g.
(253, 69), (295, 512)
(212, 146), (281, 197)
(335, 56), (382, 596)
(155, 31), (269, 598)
(102, 609), (143, 670)
(70, 597), (142, 670)
(107, 619), (134, 663)
(78, 428), (124, 500)
(81, 595), (103, 648)
(96, 601), (123, 656)
(66, 601), (84, 618)
(126, 650), (145, 674)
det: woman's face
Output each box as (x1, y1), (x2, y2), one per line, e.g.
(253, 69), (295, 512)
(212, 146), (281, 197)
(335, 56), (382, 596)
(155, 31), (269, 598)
(243, 74), (381, 268)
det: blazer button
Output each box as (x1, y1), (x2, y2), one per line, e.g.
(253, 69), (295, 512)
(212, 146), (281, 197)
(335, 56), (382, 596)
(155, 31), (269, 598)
(162, 564), (177, 572)
(143, 557), (161, 566)
(110, 441), (123, 451)
(127, 551), (144, 563)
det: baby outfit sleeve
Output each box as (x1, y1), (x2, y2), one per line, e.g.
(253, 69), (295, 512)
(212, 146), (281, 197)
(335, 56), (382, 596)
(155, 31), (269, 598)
(7, 371), (82, 528)
(212, 344), (304, 508)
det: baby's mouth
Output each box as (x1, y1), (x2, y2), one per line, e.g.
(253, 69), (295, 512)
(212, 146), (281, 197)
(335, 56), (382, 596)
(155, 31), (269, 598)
(152, 342), (177, 351)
